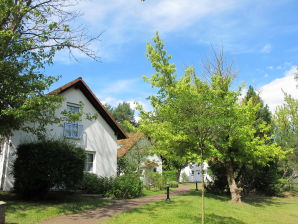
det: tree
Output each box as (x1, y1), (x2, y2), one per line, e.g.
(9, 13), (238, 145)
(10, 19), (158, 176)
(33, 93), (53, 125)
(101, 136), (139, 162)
(105, 102), (137, 132)
(140, 33), (285, 217)
(274, 93), (298, 182)
(208, 86), (282, 196)
(0, 0), (100, 138)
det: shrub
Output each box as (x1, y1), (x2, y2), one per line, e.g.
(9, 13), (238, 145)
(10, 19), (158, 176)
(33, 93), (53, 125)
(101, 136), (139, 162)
(169, 181), (179, 188)
(108, 174), (143, 199)
(181, 172), (189, 183)
(163, 170), (177, 182)
(13, 140), (85, 199)
(206, 160), (287, 196)
(80, 173), (113, 194)
(144, 171), (167, 190)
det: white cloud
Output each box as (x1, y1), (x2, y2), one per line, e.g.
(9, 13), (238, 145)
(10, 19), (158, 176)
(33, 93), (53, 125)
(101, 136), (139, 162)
(68, 0), (251, 60)
(266, 66), (274, 70)
(259, 66), (298, 112)
(101, 79), (137, 94)
(260, 44), (272, 53)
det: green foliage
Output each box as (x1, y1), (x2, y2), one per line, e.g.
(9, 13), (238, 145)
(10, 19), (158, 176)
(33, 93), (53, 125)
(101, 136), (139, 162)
(117, 135), (151, 176)
(13, 140), (85, 199)
(208, 85), (286, 197)
(79, 173), (113, 194)
(144, 170), (167, 190)
(140, 33), (286, 204)
(105, 102), (137, 133)
(109, 174), (143, 199)
(181, 172), (190, 183)
(0, 0), (99, 137)
(79, 173), (143, 199)
(163, 170), (177, 182)
(274, 93), (298, 182)
(169, 181), (179, 188)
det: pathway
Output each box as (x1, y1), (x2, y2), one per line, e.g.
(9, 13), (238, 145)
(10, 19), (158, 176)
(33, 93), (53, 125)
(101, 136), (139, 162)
(40, 185), (190, 224)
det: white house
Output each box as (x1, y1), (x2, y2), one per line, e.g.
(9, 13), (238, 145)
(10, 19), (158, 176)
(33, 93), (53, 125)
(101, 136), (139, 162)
(0, 77), (127, 191)
(180, 162), (213, 183)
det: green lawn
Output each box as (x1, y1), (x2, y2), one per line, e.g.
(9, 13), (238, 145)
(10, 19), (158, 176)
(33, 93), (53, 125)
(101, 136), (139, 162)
(142, 187), (176, 197)
(1, 188), (171, 224)
(101, 190), (298, 224)
(1, 192), (110, 224)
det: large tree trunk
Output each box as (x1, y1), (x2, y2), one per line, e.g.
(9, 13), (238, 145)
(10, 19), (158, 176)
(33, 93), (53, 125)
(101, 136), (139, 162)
(226, 163), (242, 203)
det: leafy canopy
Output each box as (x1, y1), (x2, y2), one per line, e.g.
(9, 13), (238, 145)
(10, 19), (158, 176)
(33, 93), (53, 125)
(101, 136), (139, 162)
(0, 0), (99, 137)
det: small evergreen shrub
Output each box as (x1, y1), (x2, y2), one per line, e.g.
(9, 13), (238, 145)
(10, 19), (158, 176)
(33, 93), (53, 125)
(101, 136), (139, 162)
(181, 172), (190, 183)
(13, 140), (85, 199)
(108, 174), (143, 199)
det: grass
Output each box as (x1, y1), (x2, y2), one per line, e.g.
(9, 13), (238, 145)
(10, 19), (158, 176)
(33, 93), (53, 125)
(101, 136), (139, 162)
(1, 187), (175, 224)
(142, 187), (176, 197)
(0, 192), (111, 224)
(101, 190), (298, 224)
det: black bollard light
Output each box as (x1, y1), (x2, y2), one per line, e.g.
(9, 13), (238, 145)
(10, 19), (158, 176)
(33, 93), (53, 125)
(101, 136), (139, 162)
(166, 183), (170, 201)
(196, 182), (198, 191)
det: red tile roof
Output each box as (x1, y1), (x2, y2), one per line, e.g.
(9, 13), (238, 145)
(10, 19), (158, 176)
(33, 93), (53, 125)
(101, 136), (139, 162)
(117, 133), (144, 157)
(49, 77), (127, 140)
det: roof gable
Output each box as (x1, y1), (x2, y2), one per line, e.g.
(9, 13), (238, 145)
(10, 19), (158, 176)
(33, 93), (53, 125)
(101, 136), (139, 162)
(50, 77), (127, 140)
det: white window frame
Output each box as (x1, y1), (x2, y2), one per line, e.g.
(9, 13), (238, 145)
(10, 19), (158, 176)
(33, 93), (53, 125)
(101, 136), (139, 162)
(63, 103), (82, 139)
(84, 151), (95, 173)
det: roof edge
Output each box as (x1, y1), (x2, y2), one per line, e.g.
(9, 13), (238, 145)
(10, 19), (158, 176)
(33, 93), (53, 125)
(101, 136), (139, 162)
(49, 77), (127, 140)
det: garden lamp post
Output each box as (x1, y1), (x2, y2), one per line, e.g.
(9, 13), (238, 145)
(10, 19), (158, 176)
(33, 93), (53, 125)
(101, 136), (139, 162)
(166, 183), (170, 201)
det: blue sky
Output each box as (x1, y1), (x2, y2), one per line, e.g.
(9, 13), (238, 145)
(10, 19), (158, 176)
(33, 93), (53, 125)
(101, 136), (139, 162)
(46, 0), (298, 113)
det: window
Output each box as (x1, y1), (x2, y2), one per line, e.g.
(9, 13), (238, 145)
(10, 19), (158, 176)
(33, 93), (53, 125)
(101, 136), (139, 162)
(67, 104), (80, 113)
(64, 123), (82, 139)
(63, 104), (82, 139)
(84, 152), (95, 172)
(191, 171), (194, 175)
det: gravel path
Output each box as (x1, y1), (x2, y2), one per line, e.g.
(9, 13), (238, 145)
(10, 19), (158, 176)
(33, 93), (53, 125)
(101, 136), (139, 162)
(39, 185), (191, 224)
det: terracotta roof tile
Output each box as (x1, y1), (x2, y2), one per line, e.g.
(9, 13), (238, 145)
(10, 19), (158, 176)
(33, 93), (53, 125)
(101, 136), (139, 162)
(117, 133), (144, 157)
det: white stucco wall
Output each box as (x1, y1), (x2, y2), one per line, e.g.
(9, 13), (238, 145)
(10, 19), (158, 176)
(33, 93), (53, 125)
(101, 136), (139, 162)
(146, 154), (162, 174)
(180, 162), (212, 183)
(0, 87), (119, 191)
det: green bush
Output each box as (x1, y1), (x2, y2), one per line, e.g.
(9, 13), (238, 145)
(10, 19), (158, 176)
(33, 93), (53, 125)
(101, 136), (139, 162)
(169, 181), (179, 188)
(206, 160), (287, 196)
(181, 172), (189, 183)
(13, 140), (85, 199)
(145, 171), (167, 190)
(108, 174), (143, 199)
(163, 170), (177, 182)
(80, 173), (113, 194)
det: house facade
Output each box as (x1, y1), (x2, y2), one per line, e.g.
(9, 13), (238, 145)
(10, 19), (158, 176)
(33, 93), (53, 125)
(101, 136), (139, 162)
(179, 162), (213, 183)
(0, 77), (127, 191)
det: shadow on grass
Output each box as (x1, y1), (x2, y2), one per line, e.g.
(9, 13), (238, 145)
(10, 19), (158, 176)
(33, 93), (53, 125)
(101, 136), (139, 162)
(1, 191), (109, 224)
(243, 195), (285, 207)
(177, 213), (246, 224)
(179, 190), (230, 202)
(178, 189), (287, 208)
(118, 198), (245, 224)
